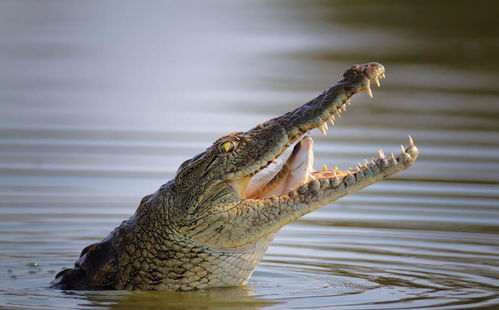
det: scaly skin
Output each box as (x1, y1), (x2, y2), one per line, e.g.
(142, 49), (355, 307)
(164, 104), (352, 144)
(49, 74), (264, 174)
(51, 62), (419, 291)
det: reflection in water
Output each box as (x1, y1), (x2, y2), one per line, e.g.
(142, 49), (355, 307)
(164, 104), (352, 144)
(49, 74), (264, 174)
(0, 0), (498, 309)
(76, 286), (278, 310)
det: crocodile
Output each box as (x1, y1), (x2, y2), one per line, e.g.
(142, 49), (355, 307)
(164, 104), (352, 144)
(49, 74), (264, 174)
(51, 62), (419, 291)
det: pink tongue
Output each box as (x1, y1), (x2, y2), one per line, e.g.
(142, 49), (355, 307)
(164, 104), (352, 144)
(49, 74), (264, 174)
(259, 136), (315, 198)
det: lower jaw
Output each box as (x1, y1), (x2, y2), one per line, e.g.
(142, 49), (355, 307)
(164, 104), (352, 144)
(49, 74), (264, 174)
(290, 137), (419, 199)
(241, 135), (418, 200)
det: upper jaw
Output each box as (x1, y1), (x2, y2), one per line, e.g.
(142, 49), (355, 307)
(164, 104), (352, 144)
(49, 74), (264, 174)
(231, 62), (386, 182)
(281, 62), (386, 141)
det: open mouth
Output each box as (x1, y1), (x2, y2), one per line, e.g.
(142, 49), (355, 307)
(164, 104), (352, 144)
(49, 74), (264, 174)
(236, 63), (418, 200)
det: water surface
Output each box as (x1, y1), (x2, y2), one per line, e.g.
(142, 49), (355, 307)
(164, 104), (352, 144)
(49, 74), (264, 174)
(1, 1), (498, 309)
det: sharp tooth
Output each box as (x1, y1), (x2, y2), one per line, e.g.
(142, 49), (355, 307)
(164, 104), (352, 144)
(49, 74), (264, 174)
(378, 149), (385, 159)
(366, 82), (373, 98)
(401, 144), (407, 153)
(380, 73), (386, 79)
(329, 118), (335, 126)
(322, 164), (329, 171)
(342, 105), (347, 111)
(390, 153), (395, 160)
(357, 162), (363, 169)
(333, 171), (338, 177)
(319, 122), (327, 136)
(374, 78), (380, 87)
(331, 114), (336, 121)
(346, 99), (351, 105)
(408, 135), (415, 147)
(364, 159), (370, 166)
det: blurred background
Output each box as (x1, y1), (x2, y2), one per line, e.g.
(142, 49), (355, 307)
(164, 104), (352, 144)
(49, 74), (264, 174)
(0, 1), (498, 309)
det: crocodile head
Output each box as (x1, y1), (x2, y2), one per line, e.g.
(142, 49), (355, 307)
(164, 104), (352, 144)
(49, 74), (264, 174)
(172, 62), (419, 249)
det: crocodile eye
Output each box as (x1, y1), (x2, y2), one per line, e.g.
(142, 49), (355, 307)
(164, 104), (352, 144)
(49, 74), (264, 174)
(220, 141), (236, 153)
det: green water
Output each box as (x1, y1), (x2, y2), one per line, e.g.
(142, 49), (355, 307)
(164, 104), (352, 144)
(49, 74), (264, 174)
(1, 1), (498, 309)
